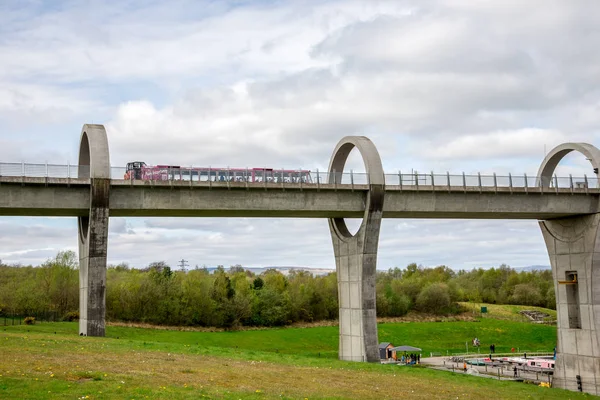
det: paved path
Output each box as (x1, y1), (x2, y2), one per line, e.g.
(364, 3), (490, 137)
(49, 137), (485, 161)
(419, 357), (553, 385)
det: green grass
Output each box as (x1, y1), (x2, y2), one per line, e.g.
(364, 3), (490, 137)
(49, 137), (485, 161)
(0, 318), (587, 399)
(2, 317), (556, 359)
(460, 302), (558, 322)
(0, 305), (590, 399)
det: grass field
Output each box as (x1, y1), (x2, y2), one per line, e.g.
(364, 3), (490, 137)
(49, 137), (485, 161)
(459, 302), (558, 322)
(1, 308), (593, 400)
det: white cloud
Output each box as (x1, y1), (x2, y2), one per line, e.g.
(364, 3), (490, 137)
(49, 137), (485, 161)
(2, 0), (600, 269)
(421, 128), (568, 161)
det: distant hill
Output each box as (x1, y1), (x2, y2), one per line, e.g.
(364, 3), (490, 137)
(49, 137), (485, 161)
(198, 265), (552, 275)
(203, 266), (335, 276)
(513, 265), (551, 272)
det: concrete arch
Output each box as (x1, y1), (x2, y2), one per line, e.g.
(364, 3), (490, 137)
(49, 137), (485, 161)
(78, 125), (110, 243)
(537, 143), (600, 188)
(537, 142), (600, 393)
(327, 136), (385, 362)
(78, 124), (111, 337)
(328, 136), (385, 239)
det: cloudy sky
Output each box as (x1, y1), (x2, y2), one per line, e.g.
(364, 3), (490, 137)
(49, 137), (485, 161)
(1, 0), (599, 270)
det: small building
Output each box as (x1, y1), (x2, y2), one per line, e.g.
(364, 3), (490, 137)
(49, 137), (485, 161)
(379, 342), (395, 360)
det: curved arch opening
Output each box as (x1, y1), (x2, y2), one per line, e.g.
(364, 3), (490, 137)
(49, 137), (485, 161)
(330, 144), (365, 238)
(538, 143), (600, 189)
(79, 216), (89, 243)
(79, 132), (91, 179)
(342, 147), (366, 235)
(554, 152), (596, 176)
(328, 137), (384, 239)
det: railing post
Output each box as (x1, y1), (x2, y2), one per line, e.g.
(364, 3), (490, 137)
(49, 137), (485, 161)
(431, 171), (435, 192)
(584, 174), (589, 195)
(299, 168), (303, 191)
(189, 166), (193, 187)
(569, 174), (574, 194)
(208, 166), (212, 190)
(350, 169), (354, 192)
(493, 173), (497, 194)
(554, 174), (559, 194)
(462, 172), (466, 193)
(524, 173), (528, 194)
(508, 173), (513, 194)
(447, 171), (450, 193)
(281, 168), (285, 190)
(415, 171), (419, 191)
(21, 161), (25, 177)
(477, 172), (482, 193)
(316, 168), (320, 191)
(226, 167), (230, 190)
(399, 170), (402, 190)
(263, 168), (267, 191)
(333, 169), (337, 191)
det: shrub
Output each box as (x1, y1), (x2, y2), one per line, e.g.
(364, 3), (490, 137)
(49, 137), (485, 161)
(511, 284), (543, 307)
(24, 316), (36, 325)
(389, 293), (411, 317)
(416, 283), (455, 315)
(63, 310), (79, 321)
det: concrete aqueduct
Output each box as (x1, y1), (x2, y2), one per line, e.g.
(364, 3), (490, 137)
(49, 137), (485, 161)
(3, 124), (600, 394)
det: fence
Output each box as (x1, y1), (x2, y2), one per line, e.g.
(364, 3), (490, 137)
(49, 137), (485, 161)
(1, 162), (599, 190)
(1, 311), (60, 326)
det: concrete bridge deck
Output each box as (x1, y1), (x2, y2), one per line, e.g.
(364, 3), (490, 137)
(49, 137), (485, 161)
(0, 176), (598, 219)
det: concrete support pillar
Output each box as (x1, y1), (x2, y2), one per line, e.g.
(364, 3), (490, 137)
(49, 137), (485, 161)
(538, 143), (600, 394)
(328, 137), (384, 362)
(540, 215), (600, 394)
(78, 124), (110, 337)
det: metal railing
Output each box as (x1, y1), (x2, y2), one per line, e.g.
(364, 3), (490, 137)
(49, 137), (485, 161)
(0, 162), (599, 191)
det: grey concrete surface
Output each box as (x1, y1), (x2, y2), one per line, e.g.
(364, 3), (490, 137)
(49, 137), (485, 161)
(328, 136), (384, 362)
(538, 143), (600, 395)
(77, 125), (110, 337)
(0, 180), (597, 218)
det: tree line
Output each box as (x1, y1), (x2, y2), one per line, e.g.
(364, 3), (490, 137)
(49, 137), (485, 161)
(0, 252), (555, 328)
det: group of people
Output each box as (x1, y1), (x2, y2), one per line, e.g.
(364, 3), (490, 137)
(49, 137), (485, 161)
(472, 338), (498, 354)
(400, 353), (420, 365)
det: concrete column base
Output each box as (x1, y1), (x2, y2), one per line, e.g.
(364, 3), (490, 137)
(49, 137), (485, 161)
(331, 218), (381, 362)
